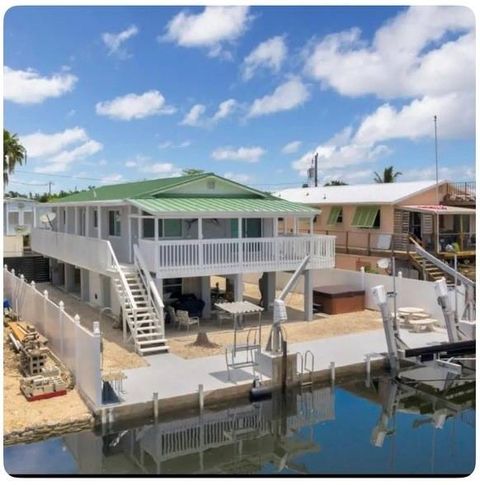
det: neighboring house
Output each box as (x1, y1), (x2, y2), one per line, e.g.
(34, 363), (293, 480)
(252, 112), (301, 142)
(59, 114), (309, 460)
(3, 197), (49, 256)
(275, 180), (475, 277)
(31, 173), (335, 355)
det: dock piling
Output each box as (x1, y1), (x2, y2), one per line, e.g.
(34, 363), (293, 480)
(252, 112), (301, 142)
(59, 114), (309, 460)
(198, 384), (204, 412)
(330, 361), (335, 385)
(153, 392), (159, 422)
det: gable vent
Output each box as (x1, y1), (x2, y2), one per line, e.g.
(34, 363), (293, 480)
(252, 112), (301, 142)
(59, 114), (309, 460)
(207, 180), (215, 190)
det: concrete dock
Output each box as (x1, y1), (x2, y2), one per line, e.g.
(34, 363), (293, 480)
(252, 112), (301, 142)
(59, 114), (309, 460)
(102, 327), (448, 422)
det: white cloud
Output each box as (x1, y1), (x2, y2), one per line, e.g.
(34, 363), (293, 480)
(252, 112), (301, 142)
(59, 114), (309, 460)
(292, 127), (391, 176)
(102, 25), (138, 58)
(125, 160), (138, 168)
(223, 172), (252, 184)
(158, 140), (191, 149)
(400, 164), (475, 182)
(162, 6), (252, 57)
(181, 104), (206, 126)
(4, 66), (77, 104)
(303, 6), (474, 99)
(212, 146), (265, 163)
(181, 99), (237, 127)
(212, 99), (237, 121)
(96, 90), (175, 120)
(101, 174), (124, 184)
(51, 140), (103, 164)
(242, 35), (287, 80)
(20, 127), (88, 158)
(282, 140), (302, 154)
(141, 162), (181, 177)
(247, 78), (309, 118)
(20, 127), (102, 174)
(354, 92), (475, 144)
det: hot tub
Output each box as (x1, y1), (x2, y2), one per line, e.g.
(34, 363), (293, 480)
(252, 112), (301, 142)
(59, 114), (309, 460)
(313, 285), (365, 315)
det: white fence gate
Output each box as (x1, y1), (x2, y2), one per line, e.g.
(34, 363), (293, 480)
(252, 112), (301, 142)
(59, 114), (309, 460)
(3, 265), (102, 407)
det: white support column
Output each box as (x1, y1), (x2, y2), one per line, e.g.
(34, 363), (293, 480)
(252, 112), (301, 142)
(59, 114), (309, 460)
(293, 217), (298, 235)
(304, 269), (313, 322)
(201, 276), (211, 319)
(74, 206), (79, 235)
(127, 205), (132, 262)
(154, 216), (159, 274)
(97, 205), (102, 239)
(85, 206), (90, 237)
(233, 273), (243, 302)
(273, 217), (278, 237)
(198, 217), (204, 266)
(64, 207), (68, 234)
(265, 272), (276, 310)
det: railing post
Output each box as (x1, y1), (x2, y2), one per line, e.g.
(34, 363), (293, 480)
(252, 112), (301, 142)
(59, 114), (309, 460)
(43, 290), (48, 337)
(59, 301), (65, 360)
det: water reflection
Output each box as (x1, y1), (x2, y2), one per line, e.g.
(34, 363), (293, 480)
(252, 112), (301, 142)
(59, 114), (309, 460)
(5, 370), (475, 476)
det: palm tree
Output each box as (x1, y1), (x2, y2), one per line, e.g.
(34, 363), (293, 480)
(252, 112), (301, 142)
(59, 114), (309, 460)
(324, 179), (348, 186)
(4, 129), (27, 185)
(373, 166), (402, 183)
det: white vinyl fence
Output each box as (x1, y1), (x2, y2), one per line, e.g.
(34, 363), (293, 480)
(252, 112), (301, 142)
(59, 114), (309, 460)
(244, 268), (464, 325)
(3, 265), (102, 407)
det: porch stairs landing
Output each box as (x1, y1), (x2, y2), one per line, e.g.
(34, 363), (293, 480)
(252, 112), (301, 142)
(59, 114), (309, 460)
(112, 262), (169, 356)
(409, 253), (455, 285)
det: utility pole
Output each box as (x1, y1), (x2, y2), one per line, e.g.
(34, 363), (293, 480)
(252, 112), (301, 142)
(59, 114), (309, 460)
(48, 181), (53, 196)
(434, 115), (439, 204)
(314, 152), (318, 187)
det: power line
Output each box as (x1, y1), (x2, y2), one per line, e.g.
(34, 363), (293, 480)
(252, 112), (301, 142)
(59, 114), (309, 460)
(9, 179), (50, 187)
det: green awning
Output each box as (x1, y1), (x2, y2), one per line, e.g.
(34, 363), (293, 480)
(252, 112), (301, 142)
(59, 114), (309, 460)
(327, 206), (342, 225)
(129, 197), (319, 216)
(351, 206), (380, 227)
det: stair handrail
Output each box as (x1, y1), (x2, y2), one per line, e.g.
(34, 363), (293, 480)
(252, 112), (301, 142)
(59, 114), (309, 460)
(133, 244), (165, 329)
(410, 238), (475, 289)
(106, 241), (138, 313)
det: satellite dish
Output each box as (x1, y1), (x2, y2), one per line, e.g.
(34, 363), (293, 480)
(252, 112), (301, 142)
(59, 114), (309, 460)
(15, 225), (30, 235)
(377, 258), (390, 270)
(40, 212), (57, 224)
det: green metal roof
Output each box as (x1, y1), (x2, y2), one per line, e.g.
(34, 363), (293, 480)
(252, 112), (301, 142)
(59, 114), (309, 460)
(55, 173), (209, 203)
(130, 197), (319, 216)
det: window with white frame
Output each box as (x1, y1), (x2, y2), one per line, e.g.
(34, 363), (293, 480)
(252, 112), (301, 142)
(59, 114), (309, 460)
(108, 210), (121, 236)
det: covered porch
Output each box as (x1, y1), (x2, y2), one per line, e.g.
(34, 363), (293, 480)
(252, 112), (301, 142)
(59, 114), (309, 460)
(400, 205), (476, 257)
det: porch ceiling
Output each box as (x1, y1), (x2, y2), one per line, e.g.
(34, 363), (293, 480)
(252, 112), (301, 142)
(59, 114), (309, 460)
(128, 197), (319, 217)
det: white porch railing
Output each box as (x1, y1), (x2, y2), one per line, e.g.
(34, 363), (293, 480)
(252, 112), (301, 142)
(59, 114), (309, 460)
(139, 235), (335, 278)
(31, 228), (113, 274)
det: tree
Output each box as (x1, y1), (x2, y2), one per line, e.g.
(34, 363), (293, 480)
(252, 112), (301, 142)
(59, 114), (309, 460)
(182, 168), (205, 176)
(4, 129), (27, 185)
(373, 166), (402, 183)
(324, 179), (348, 186)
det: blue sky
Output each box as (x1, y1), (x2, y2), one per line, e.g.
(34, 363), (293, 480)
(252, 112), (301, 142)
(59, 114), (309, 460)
(3, 5), (476, 194)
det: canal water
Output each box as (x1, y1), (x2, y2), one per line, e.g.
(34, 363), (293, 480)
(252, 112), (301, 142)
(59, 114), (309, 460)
(4, 374), (475, 476)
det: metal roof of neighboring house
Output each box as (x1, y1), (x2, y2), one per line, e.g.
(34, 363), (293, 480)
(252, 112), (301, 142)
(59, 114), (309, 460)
(274, 180), (447, 206)
(400, 205), (476, 215)
(129, 197), (319, 216)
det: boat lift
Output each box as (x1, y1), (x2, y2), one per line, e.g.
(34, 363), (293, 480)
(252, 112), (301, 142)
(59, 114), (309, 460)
(372, 284), (475, 377)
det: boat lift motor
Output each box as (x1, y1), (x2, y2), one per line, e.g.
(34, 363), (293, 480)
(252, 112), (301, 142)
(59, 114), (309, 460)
(434, 277), (467, 343)
(372, 285), (408, 375)
(266, 256), (310, 354)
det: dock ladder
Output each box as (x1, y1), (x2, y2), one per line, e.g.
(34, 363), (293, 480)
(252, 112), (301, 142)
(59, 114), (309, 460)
(296, 350), (315, 387)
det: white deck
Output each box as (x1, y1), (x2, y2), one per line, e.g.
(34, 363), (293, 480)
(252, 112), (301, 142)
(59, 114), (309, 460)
(31, 228), (335, 277)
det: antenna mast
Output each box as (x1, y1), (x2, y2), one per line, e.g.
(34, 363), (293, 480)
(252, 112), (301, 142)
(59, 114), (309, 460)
(434, 115), (439, 204)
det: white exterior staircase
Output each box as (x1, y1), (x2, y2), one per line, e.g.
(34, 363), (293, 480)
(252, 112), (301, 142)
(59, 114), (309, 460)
(110, 244), (168, 356)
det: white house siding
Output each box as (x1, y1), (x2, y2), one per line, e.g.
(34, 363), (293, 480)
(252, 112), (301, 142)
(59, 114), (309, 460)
(88, 271), (103, 307)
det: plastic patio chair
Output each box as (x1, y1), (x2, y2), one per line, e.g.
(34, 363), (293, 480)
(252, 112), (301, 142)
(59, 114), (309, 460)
(176, 310), (200, 330)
